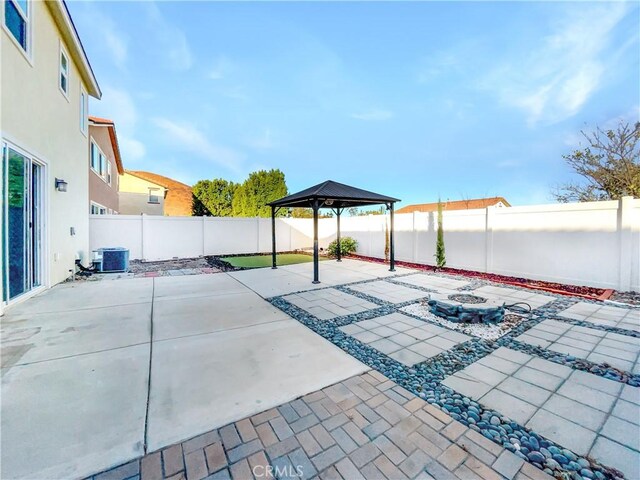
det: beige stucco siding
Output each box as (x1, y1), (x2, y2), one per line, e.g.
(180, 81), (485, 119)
(88, 125), (119, 212)
(1, 1), (91, 285)
(119, 173), (165, 215)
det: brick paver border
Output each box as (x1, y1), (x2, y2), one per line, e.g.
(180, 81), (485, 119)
(85, 372), (550, 480)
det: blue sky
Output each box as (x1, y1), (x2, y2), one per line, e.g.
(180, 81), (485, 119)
(69, 1), (639, 208)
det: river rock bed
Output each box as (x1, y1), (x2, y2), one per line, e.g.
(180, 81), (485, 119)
(268, 271), (640, 479)
(401, 302), (526, 341)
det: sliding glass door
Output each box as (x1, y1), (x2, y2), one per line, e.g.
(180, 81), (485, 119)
(2, 143), (44, 301)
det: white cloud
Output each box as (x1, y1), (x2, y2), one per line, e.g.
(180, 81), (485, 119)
(351, 109), (394, 121)
(145, 2), (193, 71)
(120, 137), (146, 161)
(152, 118), (244, 173)
(483, 3), (630, 126)
(99, 86), (138, 131)
(73, 7), (128, 70)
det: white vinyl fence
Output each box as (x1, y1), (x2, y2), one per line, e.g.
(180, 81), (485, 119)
(90, 197), (639, 291)
(89, 216), (321, 261)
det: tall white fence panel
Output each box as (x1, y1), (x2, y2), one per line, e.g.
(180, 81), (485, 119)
(89, 216), (315, 261)
(90, 197), (639, 290)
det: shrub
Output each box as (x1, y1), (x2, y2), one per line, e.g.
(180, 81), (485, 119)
(327, 237), (358, 258)
(435, 200), (446, 268)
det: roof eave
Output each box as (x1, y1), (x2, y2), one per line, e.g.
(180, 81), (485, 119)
(47, 0), (101, 99)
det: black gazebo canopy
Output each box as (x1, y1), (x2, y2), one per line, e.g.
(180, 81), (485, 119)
(268, 180), (400, 283)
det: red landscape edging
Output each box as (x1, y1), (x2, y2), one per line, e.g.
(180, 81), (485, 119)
(347, 254), (610, 301)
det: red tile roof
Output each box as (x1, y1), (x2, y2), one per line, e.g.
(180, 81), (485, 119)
(126, 170), (193, 216)
(88, 116), (124, 175)
(396, 197), (510, 214)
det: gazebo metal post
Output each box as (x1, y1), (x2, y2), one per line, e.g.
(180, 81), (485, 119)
(336, 207), (342, 262)
(389, 202), (395, 271)
(312, 200), (320, 283)
(271, 206), (277, 269)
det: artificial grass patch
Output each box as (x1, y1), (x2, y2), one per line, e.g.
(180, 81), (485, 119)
(221, 253), (327, 268)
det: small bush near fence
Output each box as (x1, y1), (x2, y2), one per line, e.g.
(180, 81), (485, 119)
(327, 237), (358, 258)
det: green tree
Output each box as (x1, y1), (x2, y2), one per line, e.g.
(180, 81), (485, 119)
(554, 121), (640, 202)
(192, 179), (238, 216)
(232, 169), (288, 217)
(348, 206), (385, 216)
(290, 208), (333, 218)
(434, 200), (446, 268)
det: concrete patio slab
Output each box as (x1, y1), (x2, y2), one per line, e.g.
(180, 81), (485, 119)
(1, 345), (149, 480)
(6, 277), (154, 314)
(348, 280), (428, 304)
(147, 319), (368, 451)
(516, 319), (640, 373)
(1, 270), (370, 479)
(153, 273), (247, 301)
(229, 260), (416, 298)
(152, 290), (290, 341)
(557, 302), (640, 332)
(282, 288), (378, 320)
(395, 273), (470, 291)
(472, 285), (554, 310)
(1, 302), (152, 367)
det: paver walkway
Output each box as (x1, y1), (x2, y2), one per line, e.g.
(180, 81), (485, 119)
(340, 313), (471, 366)
(86, 371), (552, 480)
(442, 348), (640, 478)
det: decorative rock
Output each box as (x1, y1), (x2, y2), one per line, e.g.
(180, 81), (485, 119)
(580, 468), (595, 479)
(528, 451), (545, 464)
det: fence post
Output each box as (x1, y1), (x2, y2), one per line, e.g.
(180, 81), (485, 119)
(412, 211), (419, 263)
(618, 196), (633, 291)
(485, 207), (494, 273)
(368, 214), (374, 257)
(256, 217), (261, 253)
(202, 216), (206, 257)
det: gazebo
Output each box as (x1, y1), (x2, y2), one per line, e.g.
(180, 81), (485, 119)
(268, 180), (400, 283)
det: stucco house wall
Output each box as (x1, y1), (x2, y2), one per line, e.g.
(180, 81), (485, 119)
(1, 0), (101, 307)
(88, 124), (120, 213)
(119, 173), (166, 215)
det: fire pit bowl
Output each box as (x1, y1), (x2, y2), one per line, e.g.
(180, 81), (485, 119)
(427, 294), (505, 324)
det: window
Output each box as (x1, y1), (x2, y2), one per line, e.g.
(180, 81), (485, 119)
(107, 162), (112, 186)
(99, 152), (105, 176)
(4, 0), (29, 53)
(80, 89), (87, 134)
(59, 48), (69, 96)
(90, 202), (107, 215)
(90, 142), (99, 171)
(148, 188), (161, 204)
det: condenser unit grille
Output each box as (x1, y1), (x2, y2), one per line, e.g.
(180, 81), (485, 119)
(97, 248), (129, 273)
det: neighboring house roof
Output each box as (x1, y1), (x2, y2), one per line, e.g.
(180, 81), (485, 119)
(47, 1), (101, 98)
(89, 116), (124, 174)
(396, 197), (510, 214)
(126, 171), (193, 216)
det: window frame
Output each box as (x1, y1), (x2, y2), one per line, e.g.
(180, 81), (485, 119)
(106, 161), (112, 186)
(89, 139), (109, 184)
(59, 42), (70, 100)
(148, 188), (161, 204)
(90, 202), (107, 215)
(3, 0), (32, 62)
(80, 87), (88, 136)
